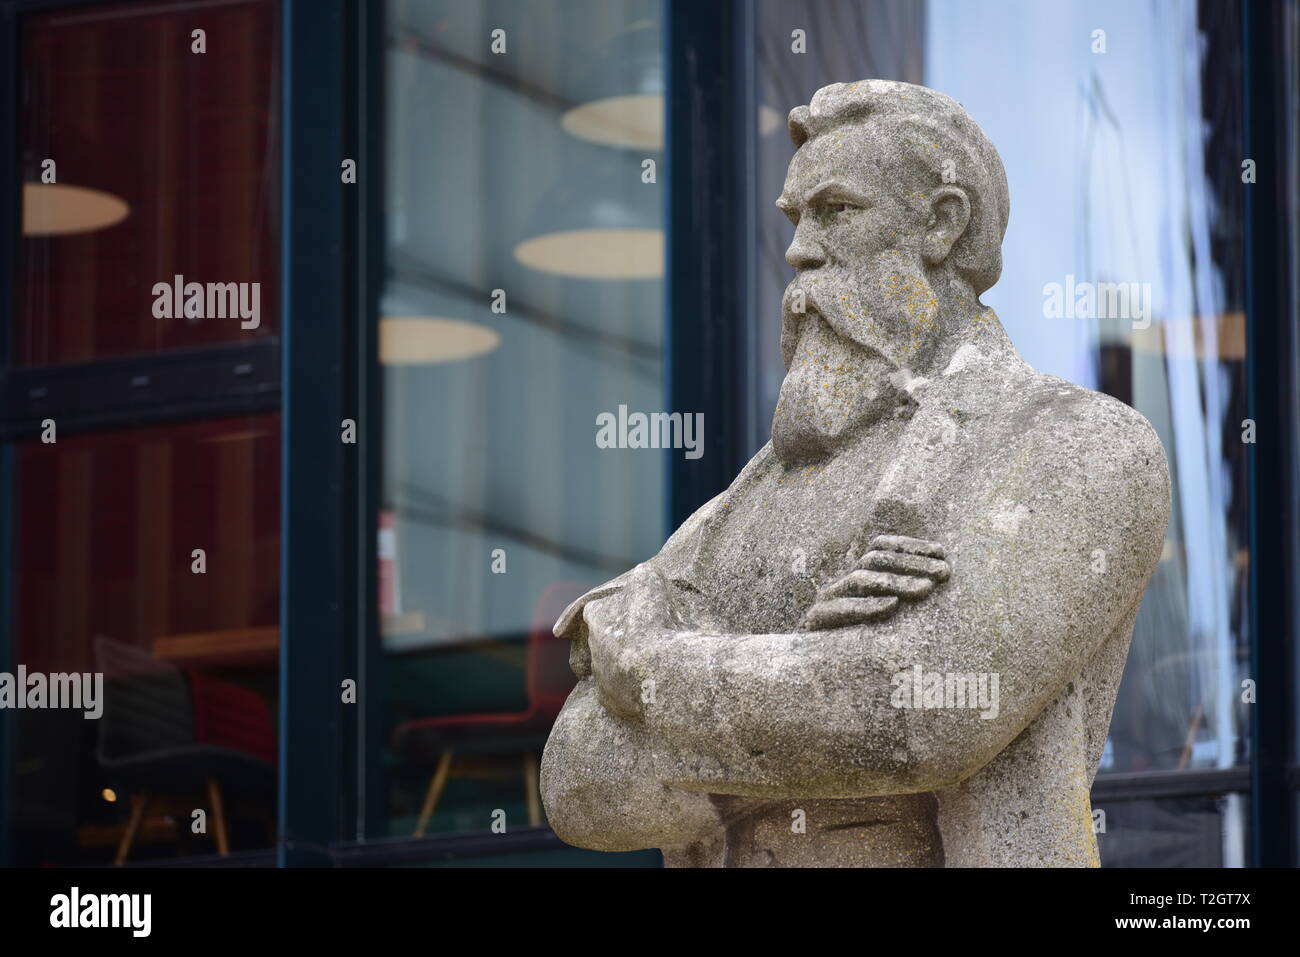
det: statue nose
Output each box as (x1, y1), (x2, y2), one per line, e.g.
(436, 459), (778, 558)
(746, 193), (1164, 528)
(785, 222), (826, 269)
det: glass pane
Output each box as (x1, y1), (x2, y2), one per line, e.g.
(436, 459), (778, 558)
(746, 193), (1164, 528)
(14, 0), (279, 367)
(1094, 794), (1248, 868)
(374, 0), (666, 844)
(752, 0), (1249, 782)
(11, 414), (280, 865)
(7, 0), (283, 867)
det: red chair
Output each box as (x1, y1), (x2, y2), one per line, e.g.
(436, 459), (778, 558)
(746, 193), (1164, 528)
(391, 582), (586, 836)
(187, 670), (277, 767)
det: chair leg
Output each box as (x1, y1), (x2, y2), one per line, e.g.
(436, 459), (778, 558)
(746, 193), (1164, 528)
(114, 792), (149, 867)
(207, 777), (230, 856)
(523, 752), (542, 827)
(414, 749), (454, 838)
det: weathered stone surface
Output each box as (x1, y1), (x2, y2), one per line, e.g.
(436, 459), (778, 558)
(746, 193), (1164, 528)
(541, 79), (1171, 867)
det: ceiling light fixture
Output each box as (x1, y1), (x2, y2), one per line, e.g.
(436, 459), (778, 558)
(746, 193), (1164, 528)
(379, 316), (501, 364)
(22, 182), (129, 236)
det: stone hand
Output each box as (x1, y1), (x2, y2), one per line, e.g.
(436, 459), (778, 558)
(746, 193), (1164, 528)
(801, 534), (951, 630)
(584, 563), (676, 723)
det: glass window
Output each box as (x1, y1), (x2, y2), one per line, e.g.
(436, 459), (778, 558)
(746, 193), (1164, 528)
(6, 0), (281, 866)
(1093, 794), (1248, 868)
(15, 0), (278, 366)
(373, 0), (667, 846)
(12, 416), (280, 865)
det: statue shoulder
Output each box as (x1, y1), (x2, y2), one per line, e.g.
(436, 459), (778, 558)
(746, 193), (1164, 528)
(1017, 374), (1166, 469)
(1003, 373), (1171, 547)
(941, 358), (1169, 498)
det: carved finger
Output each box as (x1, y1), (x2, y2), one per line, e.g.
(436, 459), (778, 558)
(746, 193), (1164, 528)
(868, 535), (946, 559)
(862, 550), (951, 581)
(817, 569), (934, 601)
(802, 596), (899, 630)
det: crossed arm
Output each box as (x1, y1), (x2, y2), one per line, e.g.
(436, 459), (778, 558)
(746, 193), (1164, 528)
(542, 415), (1169, 846)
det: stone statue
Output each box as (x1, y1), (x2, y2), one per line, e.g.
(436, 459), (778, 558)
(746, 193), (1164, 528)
(540, 80), (1171, 867)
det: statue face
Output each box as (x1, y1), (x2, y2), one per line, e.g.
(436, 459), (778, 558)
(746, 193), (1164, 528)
(771, 123), (937, 462)
(776, 122), (938, 369)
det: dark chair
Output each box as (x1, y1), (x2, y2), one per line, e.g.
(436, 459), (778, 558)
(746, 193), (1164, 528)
(93, 635), (275, 864)
(391, 582), (585, 836)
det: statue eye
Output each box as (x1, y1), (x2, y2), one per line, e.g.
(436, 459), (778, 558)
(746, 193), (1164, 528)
(813, 200), (857, 217)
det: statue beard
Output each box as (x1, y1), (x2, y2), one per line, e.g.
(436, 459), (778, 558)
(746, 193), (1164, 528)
(771, 263), (937, 465)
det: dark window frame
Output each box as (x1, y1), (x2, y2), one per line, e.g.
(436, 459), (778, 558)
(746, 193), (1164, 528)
(1242, 0), (1299, 868)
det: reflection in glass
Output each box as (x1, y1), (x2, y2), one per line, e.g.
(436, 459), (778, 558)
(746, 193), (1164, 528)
(378, 0), (666, 843)
(9, 0), (283, 867)
(1094, 794), (1247, 868)
(15, 0), (279, 366)
(22, 183), (130, 237)
(12, 415), (281, 865)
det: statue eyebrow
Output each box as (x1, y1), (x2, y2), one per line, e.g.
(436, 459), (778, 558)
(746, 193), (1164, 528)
(802, 180), (870, 206)
(775, 181), (869, 219)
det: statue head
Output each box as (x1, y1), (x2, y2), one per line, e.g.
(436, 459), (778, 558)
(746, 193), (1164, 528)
(771, 80), (1010, 463)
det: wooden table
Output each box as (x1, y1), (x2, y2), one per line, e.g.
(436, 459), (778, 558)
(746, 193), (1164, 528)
(153, 626), (279, 669)
(153, 613), (429, 668)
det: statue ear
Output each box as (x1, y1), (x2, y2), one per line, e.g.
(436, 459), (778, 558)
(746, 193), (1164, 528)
(922, 186), (972, 267)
